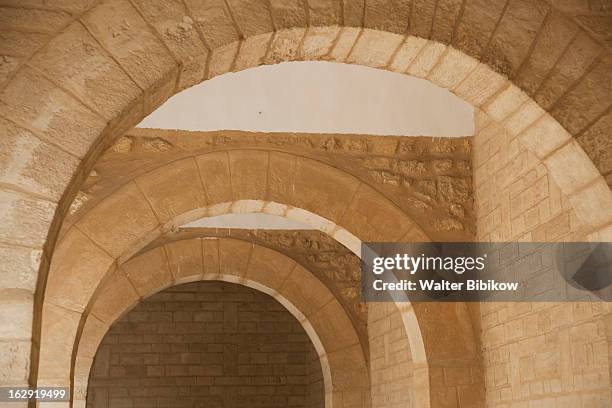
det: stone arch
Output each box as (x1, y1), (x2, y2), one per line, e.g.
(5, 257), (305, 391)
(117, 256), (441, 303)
(0, 0), (610, 398)
(38, 149), (481, 406)
(71, 237), (369, 408)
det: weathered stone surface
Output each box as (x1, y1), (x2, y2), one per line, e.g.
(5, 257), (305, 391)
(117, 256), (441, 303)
(535, 32), (602, 110)
(453, 0), (507, 58)
(136, 158), (206, 223)
(281, 264), (334, 317)
(122, 246), (173, 296)
(268, 0), (308, 29)
(195, 152), (233, 204)
(0, 339), (30, 385)
(364, 0), (411, 33)
(82, 0), (176, 91)
(551, 54), (612, 134)
(388, 36), (428, 73)
(90, 267), (139, 324)
(246, 244), (296, 290)
(228, 150), (268, 200)
(38, 302), (81, 382)
(0, 118), (79, 201)
(343, 0), (365, 27)
(131, 0), (209, 89)
(234, 32), (273, 70)
(0, 6), (71, 34)
(307, 0), (341, 26)
(407, 42), (446, 78)
(218, 238), (252, 278)
(77, 182), (159, 258)
(482, 0), (549, 77)
(292, 158), (360, 222)
(0, 245), (40, 292)
(0, 289), (33, 340)
(183, 0), (239, 47)
(431, 0), (463, 43)
(347, 29), (404, 68)
(0, 67), (107, 158)
(165, 238), (203, 282)
(576, 110), (612, 178)
(46, 228), (113, 312)
(515, 11), (578, 95)
(409, 0), (436, 39)
(0, 190), (55, 248)
(301, 26), (340, 59)
(340, 184), (415, 241)
(30, 22), (141, 121)
(226, 0), (274, 36)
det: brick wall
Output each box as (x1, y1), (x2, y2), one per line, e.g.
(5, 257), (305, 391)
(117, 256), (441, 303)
(86, 281), (324, 408)
(473, 112), (612, 406)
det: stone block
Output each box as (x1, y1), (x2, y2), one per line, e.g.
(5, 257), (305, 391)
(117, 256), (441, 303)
(196, 151), (232, 204)
(30, 22), (141, 121)
(279, 265), (333, 317)
(0, 118), (80, 201)
(218, 239), (252, 278)
(0, 289), (33, 340)
(428, 46), (478, 89)
(246, 245), (296, 291)
(518, 114), (572, 159)
(569, 178), (612, 229)
(90, 267), (139, 324)
(308, 0), (341, 26)
(544, 142), (599, 195)
(0, 67), (107, 158)
(207, 41), (240, 78)
(226, 0), (273, 36)
(268, 0), (308, 29)
(131, 0), (209, 89)
(46, 228), (113, 312)
(166, 239), (204, 282)
(0, 189), (55, 248)
(122, 246), (173, 297)
(301, 26), (340, 60)
(234, 32), (274, 71)
(77, 182), (159, 258)
(454, 63), (507, 107)
(183, 0), (239, 47)
(82, 0), (176, 90)
(228, 150), (268, 200)
(339, 184), (415, 242)
(347, 29), (404, 68)
(0, 245), (41, 292)
(407, 42), (446, 78)
(291, 158), (359, 222)
(327, 27), (361, 62)
(136, 158), (206, 223)
(364, 0), (411, 33)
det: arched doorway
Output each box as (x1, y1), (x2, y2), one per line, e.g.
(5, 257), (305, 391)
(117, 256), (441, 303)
(86, 280), (325, 408)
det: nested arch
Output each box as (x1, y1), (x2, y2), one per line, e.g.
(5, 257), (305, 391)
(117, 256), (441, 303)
(71, 237), (369, 408)
(0, 0), (610, 398)
(39, 150), (482, 406)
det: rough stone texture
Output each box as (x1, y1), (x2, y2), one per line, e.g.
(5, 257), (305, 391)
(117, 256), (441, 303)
(86, 281), (324, 408)
(62, 129), (475, 242)
(0, 1), (611, 405)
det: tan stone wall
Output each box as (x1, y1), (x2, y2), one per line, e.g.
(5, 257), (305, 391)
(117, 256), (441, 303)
(368, 302), (414, 408)
(473, 111), (612, 406)
(86, 281), (324, 408)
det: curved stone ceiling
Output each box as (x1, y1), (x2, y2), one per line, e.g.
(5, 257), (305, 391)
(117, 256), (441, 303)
(137, 61), (474, 136)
